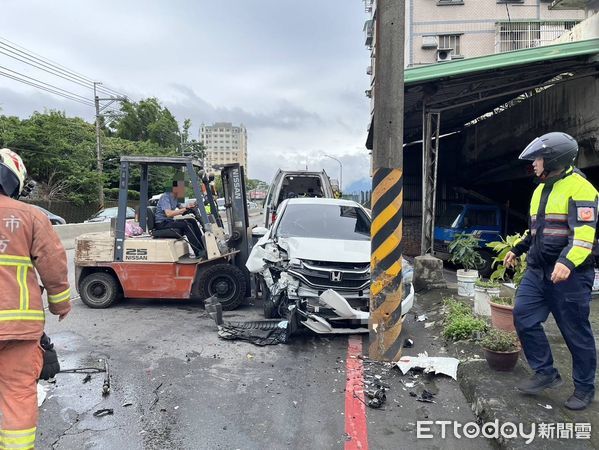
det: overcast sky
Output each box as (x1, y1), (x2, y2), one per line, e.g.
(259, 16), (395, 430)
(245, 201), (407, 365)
(0, 0), (372, 188)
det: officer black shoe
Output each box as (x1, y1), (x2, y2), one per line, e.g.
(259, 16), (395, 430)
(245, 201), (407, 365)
(516, 372), (563, 395)
(564, 390), (595, 411)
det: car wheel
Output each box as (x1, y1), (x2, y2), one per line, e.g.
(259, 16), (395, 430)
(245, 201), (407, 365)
(261, 278), (279, 319)
(199, 264), (246, 311)
(80, 272), (120, 309)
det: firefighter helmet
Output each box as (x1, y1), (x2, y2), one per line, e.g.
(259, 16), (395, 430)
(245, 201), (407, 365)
(519, 132), (578, 172)
(0, 148), (27, 198)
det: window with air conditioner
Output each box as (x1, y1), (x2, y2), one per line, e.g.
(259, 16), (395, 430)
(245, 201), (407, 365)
(437, 34), (461, 61)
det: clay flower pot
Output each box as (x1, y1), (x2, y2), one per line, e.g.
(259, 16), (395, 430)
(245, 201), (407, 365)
(489, 299), (515, 332)
(483, 347), (520, 372)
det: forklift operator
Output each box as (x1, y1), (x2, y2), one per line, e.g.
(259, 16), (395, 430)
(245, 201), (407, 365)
(155, 180), (206, 259)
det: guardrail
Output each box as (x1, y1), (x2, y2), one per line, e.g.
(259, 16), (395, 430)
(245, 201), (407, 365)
(53, 222), (110, 250)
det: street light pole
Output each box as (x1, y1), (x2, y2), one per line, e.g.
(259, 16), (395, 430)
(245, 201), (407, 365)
(324, 154), (343, 192)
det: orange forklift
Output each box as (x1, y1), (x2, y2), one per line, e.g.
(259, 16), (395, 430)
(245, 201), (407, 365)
(74, 156), (252, 310)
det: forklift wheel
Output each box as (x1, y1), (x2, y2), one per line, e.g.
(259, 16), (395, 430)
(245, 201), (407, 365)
(199, 264), (246, 311)
(80, 272), (120, 309)
(261, 278), (279, 319)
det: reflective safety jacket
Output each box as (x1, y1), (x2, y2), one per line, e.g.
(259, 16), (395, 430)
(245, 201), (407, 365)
(0, 195), (71, 340)
(513, 167), (599, 271)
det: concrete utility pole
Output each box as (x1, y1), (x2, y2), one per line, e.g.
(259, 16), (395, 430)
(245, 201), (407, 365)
(93, 82), (128, 208)
(369, 0), (406, 361)
(94, 82), (104, 207)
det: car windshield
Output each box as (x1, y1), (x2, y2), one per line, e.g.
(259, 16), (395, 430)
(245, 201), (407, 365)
(276, 203), (370, 241)
(97, 207), (118, 218)
(437, 205), (464, 228)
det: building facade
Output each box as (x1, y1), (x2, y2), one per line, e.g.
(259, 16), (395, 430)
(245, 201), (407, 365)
(199, 122), (248, 173)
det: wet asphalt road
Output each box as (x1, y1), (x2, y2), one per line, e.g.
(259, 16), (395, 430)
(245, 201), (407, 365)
(38, 214), (490, 449)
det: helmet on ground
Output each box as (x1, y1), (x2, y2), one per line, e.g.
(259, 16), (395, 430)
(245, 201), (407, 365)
(519, 132), (578, 172)
(0, 148), (27, 198)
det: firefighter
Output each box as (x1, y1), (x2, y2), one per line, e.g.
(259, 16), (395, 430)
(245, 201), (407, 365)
(505, 133), (598, 410)
(0, 148), (71, 449)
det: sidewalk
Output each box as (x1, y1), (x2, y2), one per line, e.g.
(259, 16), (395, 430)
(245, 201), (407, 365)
(413, 287), (599, 449)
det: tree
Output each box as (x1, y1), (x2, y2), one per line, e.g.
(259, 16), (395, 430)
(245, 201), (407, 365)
(112, 98), (180, 148)
(179, 118), (205, 160)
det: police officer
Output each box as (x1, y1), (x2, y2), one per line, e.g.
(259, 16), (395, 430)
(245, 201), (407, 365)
(505, 132), (598, 410)
(0, 148), (71, 448)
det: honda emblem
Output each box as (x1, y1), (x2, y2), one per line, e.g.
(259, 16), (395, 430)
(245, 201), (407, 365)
(330, 271), (342, 282)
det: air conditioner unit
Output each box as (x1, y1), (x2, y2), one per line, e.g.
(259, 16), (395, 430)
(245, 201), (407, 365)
(436, 48), (453, 62)
(422, 35), (438, 49)
(366, 65), (373, 75)
(365, 89), (373, 98)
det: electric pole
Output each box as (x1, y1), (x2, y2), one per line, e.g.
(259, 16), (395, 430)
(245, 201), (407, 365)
(93, 82), (127, 208)
(94, 82), (104, 207)
(369, 0), (406, 361)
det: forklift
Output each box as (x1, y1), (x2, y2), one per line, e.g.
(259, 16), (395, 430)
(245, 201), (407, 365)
(74, 156), (252, 310)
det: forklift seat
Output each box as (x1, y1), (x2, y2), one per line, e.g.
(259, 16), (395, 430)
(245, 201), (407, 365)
(146, 207), (183, 239)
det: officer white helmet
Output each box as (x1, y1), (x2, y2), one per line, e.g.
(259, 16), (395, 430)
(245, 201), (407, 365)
(0, 148), (28, 198)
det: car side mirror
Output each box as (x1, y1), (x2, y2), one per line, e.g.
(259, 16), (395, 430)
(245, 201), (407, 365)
(252, 226), (269, 238)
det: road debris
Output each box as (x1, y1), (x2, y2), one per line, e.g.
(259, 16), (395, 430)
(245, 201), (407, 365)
(396, 352), (460, 380)
(122, 402), (133, 407)
(416, 389), (436, 404)
(206, 296), (291, 345)
(150, 382), (164, 410)
(102, 359), (111, 396)
(424, 322), (436, 329)
(403, 338), (414, 348)
(93, 408), (114, 418)
(538, 403), (553, 410)
(416, 314), (428, 322)
(365, 387), (387, 409)
(82, 374), (92, 384)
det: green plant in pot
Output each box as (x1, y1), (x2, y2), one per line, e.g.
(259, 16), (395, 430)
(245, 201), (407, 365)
(487, 233), (528, 288)
(473, 279), (501, 317)
(449, 233), (484, 298)
(486, 234), (527, 331)
(481, 328), (521, 372)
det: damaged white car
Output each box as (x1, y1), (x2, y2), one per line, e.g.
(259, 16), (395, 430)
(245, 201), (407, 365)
(247, 198), (414, 334)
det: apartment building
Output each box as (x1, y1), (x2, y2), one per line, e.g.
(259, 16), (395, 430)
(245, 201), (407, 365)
(363, 0), (587, 108)
(364, 0), (587, 66)
(199, 122), (248, 173)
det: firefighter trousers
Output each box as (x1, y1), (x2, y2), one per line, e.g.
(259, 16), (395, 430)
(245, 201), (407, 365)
(0, 339), (43, 450)
(514, 267), (596, 393)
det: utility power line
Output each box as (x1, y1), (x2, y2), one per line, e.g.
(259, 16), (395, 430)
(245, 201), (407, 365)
(0, 67), (93, 106)
(0, 36), (125, 98)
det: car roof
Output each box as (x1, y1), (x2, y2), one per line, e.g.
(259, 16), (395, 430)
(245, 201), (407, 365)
(284, 198), (361, 207)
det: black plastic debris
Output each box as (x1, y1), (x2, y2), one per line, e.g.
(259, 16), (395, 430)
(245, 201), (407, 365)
(206, 296), (292, 346)
(93, 408), (114, 418)
(403, 338), (414, 349)
(416, 389), (436, 403)
(366, 388), (387, 409)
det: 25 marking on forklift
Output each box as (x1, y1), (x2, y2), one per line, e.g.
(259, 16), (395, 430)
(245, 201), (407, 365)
(125, 248), (148, 261)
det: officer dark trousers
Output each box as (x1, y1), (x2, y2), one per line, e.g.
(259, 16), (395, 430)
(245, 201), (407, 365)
(514, 267), (596, 393)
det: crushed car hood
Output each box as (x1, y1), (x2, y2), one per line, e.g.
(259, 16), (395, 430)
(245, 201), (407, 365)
(281, 237), (370, 263)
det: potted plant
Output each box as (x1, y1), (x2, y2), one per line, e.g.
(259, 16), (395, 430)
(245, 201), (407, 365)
(474, 279), (501, 316)
(487, 233), (528, 289)
(488, 296), (515, 332)
(481, 328), (521, 372)
(448, 233), (484, 297)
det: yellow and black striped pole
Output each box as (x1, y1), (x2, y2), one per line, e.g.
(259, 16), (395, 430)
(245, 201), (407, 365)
(369, 0), (405, 362)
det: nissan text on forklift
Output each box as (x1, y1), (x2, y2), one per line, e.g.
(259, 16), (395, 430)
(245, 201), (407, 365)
(74, 156), (252, 311)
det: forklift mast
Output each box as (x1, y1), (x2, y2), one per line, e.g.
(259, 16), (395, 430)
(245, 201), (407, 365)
(221, 164), (251, 268)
